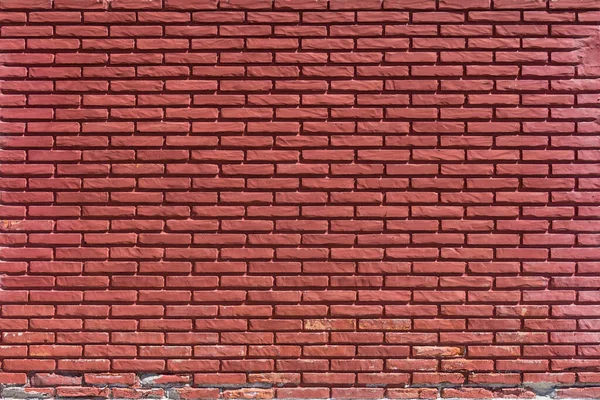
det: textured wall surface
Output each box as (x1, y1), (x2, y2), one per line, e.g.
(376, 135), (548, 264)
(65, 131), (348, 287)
(1, 0), (600, 398)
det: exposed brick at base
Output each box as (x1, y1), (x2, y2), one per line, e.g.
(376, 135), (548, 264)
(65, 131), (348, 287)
(1, 0), (600, 397)
(2, 373), (600, 399)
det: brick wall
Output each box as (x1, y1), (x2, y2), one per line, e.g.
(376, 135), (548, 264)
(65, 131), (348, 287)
(1, 0), (600, 398)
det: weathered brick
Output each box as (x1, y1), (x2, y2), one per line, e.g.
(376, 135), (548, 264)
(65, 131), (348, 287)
(0, 1), (597, 397)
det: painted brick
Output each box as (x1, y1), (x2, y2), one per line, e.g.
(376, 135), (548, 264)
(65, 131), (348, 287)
(0, 0), (599, 398)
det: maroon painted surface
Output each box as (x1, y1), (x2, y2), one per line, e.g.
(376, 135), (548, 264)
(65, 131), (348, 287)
(1, 0), (600, 397)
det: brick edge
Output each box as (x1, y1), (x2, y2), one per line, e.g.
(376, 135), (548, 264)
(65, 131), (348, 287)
(1, 373), (600, 399)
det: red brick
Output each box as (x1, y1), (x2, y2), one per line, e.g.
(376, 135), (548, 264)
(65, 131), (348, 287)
(0, 1), (597, 396)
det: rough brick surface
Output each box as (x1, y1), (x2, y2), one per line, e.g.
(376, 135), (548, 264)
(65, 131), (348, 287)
(0, 0), (600, 398)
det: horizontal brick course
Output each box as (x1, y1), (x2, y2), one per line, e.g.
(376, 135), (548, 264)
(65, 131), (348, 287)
(1, 0), (600, 398)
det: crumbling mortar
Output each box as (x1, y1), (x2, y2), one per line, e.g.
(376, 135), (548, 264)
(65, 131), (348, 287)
(5, 374), (600, 400)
